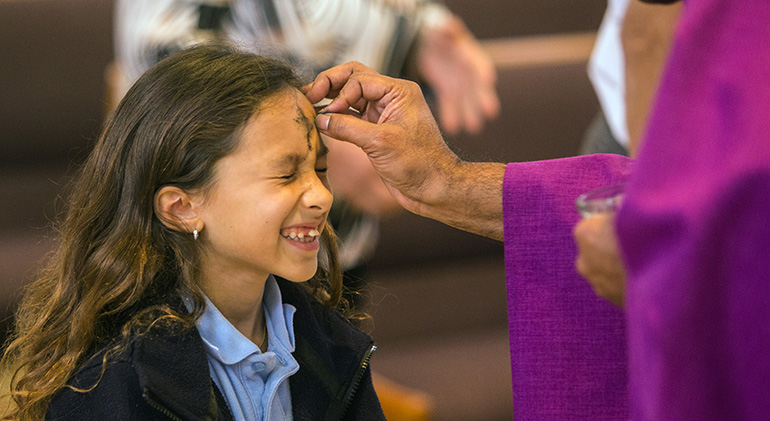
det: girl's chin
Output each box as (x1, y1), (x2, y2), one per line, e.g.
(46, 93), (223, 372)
(275, 266), (318, 283)
(280, 276), (312, 283)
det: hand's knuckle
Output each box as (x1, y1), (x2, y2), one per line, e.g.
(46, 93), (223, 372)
(403, 79), (421, 92)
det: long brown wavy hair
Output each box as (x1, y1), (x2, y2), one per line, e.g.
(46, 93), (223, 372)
(0, 44), (344, 420)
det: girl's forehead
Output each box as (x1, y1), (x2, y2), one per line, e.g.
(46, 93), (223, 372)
(236, 91), (322, 160)
(259, 88), (315, 125)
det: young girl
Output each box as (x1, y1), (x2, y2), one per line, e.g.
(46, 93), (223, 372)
(1, 45), (383, 420)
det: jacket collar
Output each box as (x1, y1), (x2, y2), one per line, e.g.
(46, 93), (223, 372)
(131, 279), (376, 420)
(132, 323), (218, 420)
(275, 278), (377, 420)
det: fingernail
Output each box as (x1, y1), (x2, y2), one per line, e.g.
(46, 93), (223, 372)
(316, 113), (330, 131)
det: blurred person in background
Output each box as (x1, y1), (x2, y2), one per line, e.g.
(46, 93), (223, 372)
(575, 0), (682, 308)
(582, 0), (681, 158)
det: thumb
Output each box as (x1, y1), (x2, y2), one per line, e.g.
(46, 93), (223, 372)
(315, 112), (380, 150)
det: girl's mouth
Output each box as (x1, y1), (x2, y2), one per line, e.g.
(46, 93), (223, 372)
(280, 227), (321, 243)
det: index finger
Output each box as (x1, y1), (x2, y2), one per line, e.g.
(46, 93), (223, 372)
(321, 72), (405, 117)
(303, 61), (378, 104)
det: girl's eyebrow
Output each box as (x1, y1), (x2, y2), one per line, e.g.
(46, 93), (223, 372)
(272, 144), (326, 170)
(272, 152), (306, 170)
(270, 134), (328, 171)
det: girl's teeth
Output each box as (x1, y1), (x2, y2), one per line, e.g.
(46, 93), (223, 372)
(283, 228), (321, 242)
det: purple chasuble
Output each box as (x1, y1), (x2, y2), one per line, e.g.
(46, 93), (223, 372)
(616, 0), (770, 419)
(503, 154), (632, 419)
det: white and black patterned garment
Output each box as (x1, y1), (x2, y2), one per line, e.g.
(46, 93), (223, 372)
(113, 0), (448, 283)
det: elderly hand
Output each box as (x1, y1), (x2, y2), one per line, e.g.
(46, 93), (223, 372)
(415, 15), (500, 135)
(303, 62), (458, 217)
(303, 62), (506, 240)
(573, 213), (627, 307)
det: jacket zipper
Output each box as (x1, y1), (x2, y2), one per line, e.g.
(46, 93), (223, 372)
(337, 342), (377, 420)
(143, 388), (183, 421)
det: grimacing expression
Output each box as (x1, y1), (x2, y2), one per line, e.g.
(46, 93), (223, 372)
(194, 88), (333, 285)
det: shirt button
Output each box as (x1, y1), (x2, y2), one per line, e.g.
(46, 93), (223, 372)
(252, 361), (266, 371)
(277, 356), (286, 365)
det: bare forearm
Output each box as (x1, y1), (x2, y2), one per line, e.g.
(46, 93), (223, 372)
(414, 161), (505, 241)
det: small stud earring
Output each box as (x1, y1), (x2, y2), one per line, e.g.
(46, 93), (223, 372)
(193, 229), (199, 240)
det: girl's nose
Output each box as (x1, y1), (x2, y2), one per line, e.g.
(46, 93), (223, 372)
(303, 173), (333, 212)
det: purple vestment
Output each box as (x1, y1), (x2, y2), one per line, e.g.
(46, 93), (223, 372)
(618, 0), (770, 419)
(503, 0), (770, 419)
(504, 154), (632, 419)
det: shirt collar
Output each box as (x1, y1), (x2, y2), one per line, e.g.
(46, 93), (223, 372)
(263, 274), (297, 354)
(195, 275), (296, 365)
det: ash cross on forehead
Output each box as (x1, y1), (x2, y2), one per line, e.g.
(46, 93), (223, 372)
(293, 98), (316, 151)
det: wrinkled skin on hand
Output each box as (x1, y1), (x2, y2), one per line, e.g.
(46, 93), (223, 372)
(573, 213), (627, 307)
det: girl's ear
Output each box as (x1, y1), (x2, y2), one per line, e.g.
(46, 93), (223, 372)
(154, 186), (204, 234)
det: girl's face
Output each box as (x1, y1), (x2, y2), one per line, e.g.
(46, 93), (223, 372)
(195, 89), (333, 285)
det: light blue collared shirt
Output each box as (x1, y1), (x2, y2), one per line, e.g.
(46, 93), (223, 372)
(194, 275), (299, 420)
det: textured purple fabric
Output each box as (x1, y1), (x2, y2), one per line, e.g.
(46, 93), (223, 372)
(503, 154), (632, 419)
(616, 0), (770, 419)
